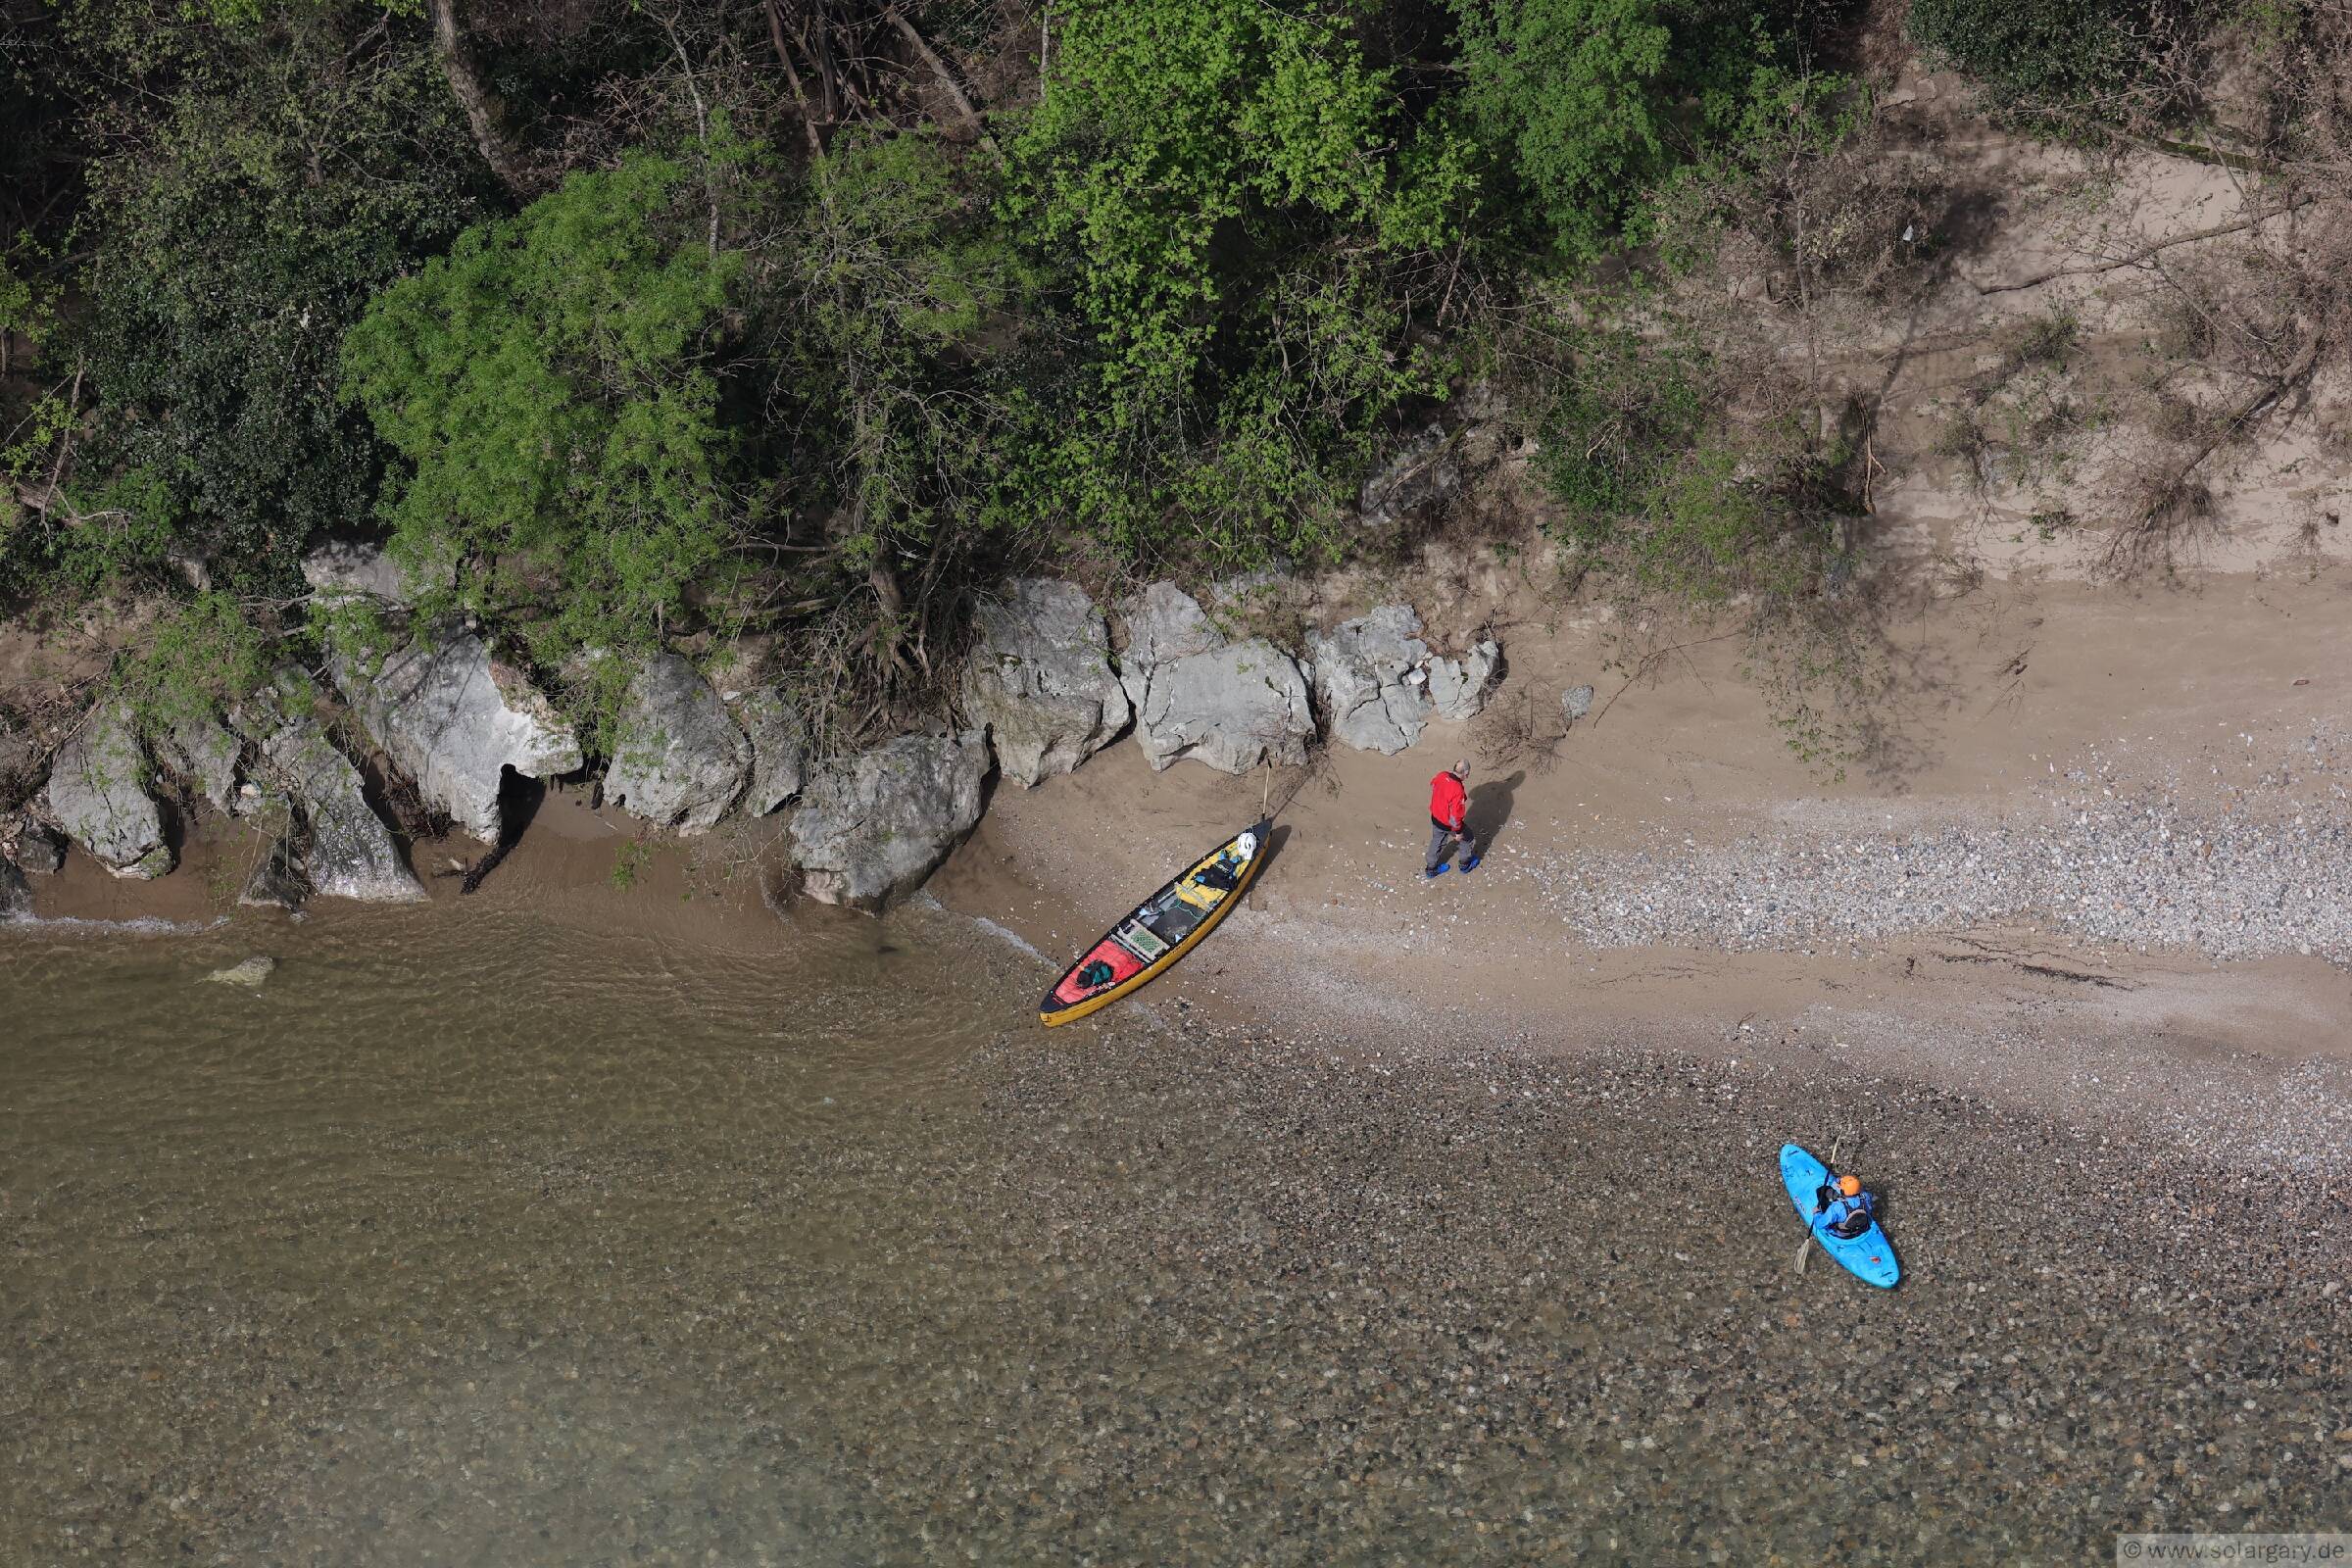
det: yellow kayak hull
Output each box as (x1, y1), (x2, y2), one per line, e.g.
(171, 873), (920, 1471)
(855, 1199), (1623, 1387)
(1038, 820), (1272, 1026)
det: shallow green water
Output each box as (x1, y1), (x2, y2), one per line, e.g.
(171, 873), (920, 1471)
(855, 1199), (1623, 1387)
(3, 900), (2346, 1565)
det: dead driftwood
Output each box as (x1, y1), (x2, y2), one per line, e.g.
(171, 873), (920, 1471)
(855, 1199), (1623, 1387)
(1970, 195), (2319, 297)
(2103, 330), (2329, 570)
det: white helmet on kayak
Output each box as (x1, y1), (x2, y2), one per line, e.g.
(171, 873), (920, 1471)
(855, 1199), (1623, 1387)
(1235, 830), (1258, 858)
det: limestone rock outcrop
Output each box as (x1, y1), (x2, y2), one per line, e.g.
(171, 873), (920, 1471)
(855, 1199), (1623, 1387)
(302, 539), (449, 608)
(788, 729), (989, 910)
(1308, 605), (1432, 756)
(1425, 638), (1502, 722)
(1116, 584), (1314, 775)
(962, 578), (1130, 787)
(602, 654), (751, 833)
(733, 690), (808, 817)
(332, 630), (582, 841)
(257, 720), (425, 903)
(44, 705), (172, 878)
(153, 714), (243, 814)
(239, 830), (313, 911)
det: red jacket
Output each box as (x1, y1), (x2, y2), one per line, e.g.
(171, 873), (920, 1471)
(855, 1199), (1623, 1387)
(1429, 770), (1467, 832)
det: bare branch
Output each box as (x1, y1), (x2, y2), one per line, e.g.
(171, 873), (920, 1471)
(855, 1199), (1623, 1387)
(763, 0), (827, 159)
(1970, 195), (2321, 296)
(880, 4), (998, 158)
(424, 0), (529, 195)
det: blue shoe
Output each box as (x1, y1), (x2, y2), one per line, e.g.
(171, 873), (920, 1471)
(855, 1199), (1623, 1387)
(1458, 856), (1481, 873)
(1425, 864), (1449, 879)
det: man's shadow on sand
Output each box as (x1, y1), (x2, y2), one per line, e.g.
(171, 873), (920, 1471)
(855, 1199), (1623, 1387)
(1467, 771), (1524, 857)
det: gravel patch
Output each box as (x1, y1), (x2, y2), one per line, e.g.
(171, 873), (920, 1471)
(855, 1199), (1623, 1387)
(1529, 729), (2352, 962)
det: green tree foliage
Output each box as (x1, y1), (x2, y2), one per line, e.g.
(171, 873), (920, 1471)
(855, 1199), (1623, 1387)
(761, 131), (1024, 573)
(1004, 0), (1472, 565)
(1449, 0), (1676, 258)
(1906, 0), (2187, 109)
(110, 590), (272, 732)
(3, 0), (2093, 749)
(746, 130), (1032, 699)
(341, 150), (744, 662)
(1448, 0), (1839, 260)
(65, 2), (488, 592)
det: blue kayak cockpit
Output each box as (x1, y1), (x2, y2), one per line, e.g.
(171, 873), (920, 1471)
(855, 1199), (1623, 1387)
(1780, 1143), (1900, 1289)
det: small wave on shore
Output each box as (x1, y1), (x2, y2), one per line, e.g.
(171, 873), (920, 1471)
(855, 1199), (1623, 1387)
(0, 910), (228, 937)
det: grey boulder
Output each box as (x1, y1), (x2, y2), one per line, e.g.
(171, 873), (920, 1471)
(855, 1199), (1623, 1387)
(963, 579), (1130, 787)
(303, 539), (449, 607)
(45, 706), (172, 878)
(1308, 605), (1433, 756)
(603, 654), (750, 833)
(259, 721), (425, 903)
(1426, 638), (1502, 722)
(154, 713), (244, 813)
(733, 690), (808, 817)
(1358, 423), (1461, 531)
(1121, 581), (1226, 670)
(789, 729), (988, 910)
(332, 629), (582, 841)
(239, 830), (314, 911)
(13, 819), (66, 874)
(0, 856), (27, 919)
(1117, 584), (1314, 775)
(1562, 684), (1595, 724)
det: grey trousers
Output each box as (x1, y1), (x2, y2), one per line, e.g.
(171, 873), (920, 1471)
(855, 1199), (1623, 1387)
(1426, 822), (1474, 874)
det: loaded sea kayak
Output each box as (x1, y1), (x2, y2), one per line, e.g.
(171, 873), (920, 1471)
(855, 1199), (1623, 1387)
(1780, 1143), (1900, 1289)
(1040, 821), (1270, 1026)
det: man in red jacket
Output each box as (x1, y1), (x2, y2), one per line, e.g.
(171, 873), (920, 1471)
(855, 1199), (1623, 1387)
(1425, 759), (1479, 878)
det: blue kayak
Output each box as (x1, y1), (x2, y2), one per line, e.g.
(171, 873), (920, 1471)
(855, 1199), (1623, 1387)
(1780, 1143), (1900, 1289)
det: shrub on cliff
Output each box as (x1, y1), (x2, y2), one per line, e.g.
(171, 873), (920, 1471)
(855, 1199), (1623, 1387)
(341, 148), (746, 664)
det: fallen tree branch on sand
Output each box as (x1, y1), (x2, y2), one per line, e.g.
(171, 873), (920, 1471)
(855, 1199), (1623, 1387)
(2103, 330), (2328, 571)
(1971, 195), (2318, 296)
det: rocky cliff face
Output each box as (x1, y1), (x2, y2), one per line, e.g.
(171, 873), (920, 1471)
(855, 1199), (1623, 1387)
(788, 729), (989, 910)
(44, 705), (172, 879)
(962, 578), (1130, 788)
(332, 630), (583, 842)
(7, 539), (1521, 917)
